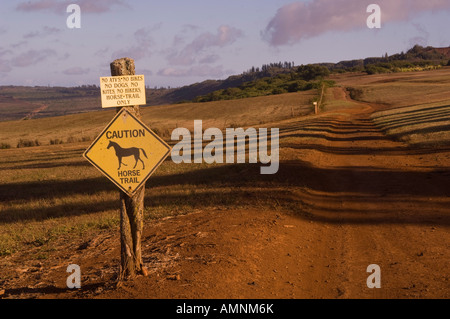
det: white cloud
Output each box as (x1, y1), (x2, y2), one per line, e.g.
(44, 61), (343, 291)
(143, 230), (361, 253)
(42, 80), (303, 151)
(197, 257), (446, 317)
(12, 49), (57, 67)
(0, 59), (12, 73)
(263, 0), (450, 46)
(23, 26), (61, 39)
(167, 25), (243, 66)
(199, 54), (220, 64)
(111, 27), (156, 61)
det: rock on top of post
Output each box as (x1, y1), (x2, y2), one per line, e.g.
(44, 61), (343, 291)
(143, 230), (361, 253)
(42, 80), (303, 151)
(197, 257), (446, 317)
(110, 57), (135, 76)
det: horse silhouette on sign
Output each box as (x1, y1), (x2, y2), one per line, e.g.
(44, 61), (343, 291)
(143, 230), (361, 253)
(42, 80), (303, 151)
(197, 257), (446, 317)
(107, 141), (148, 170)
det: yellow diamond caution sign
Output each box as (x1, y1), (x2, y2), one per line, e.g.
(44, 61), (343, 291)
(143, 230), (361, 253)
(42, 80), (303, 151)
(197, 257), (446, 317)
(83, 108), (171, 196)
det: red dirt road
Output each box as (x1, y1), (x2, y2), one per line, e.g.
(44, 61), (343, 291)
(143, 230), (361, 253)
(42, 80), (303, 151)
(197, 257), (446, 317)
(1, 89), (449, 299)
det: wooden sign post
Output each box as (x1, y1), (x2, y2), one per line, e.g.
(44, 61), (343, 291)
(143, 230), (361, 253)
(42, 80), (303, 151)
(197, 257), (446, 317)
(84, 58), (170, 283)
(110, 57), (146, 280)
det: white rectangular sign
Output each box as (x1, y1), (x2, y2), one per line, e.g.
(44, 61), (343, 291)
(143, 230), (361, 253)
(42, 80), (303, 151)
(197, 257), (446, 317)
(100, 75), (146, 108)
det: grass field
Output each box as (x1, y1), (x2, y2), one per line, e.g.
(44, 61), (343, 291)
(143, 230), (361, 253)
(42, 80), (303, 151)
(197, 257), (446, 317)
(0, 90), (316, 148)
(0, 89), (318, 256)
(0, 95), (43, 122)
(372, 101), (450, 146)
(0, 86), (101, 120)
(0, 142), (266, 256)
(332, 67), (450, 107)
(1, 68), (449, 263)
(333, 67), (450, 147)
(2, 68), (450, 256)
(1, 69), (450, 299)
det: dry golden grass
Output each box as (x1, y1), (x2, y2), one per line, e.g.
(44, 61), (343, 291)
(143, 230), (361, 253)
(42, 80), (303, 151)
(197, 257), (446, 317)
(0, 91), (317, 256)
(372, 101), (450, 146)
(2, 68), (450, 257)
(0, 141), (287, 256)
(333, 68), (450, 147)
(0, 91), (316, 147)
(332, 67), (450, 107)
(321, 87), (358, 111)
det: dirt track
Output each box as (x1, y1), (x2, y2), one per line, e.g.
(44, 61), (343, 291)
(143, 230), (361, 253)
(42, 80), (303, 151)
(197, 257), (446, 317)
(1, 88), (449, 299)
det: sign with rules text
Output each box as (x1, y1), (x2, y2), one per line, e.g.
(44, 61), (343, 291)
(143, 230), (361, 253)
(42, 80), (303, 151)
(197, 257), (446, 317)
(83, 108), (171, 196)
(100, 75), (146, 108)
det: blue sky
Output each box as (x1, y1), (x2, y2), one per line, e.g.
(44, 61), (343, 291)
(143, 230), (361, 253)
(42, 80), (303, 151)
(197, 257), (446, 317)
(0, 0), (449, 88)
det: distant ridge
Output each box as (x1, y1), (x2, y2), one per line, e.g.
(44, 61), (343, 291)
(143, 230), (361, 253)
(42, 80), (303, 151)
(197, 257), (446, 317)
(151, 45), (450, 104)
(0, 45), (449, 122)
(434, 47), (450, 58)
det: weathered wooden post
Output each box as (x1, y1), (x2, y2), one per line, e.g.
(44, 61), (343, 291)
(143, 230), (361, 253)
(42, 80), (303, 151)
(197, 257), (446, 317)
(315, 83), (325, 115)
(110, 57), (147, 280)
(85, 58), (170, 283)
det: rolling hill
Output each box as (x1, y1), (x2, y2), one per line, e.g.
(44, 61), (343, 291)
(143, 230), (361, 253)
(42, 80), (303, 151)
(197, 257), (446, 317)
(0, 68), (449, 299)
(0, 45), (449, 122)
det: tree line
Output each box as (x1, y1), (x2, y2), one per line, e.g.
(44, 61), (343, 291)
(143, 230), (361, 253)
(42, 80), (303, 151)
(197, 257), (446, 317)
(193, 64), (332, 102)
(243, 61), (295, 75)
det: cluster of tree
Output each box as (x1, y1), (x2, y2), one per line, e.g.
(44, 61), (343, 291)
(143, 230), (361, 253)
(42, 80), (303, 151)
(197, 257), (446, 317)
(396, 45), (448, 61)
(324, 45), (449, 75)
(77, 84), (98, 89)
(364, 60), (444, 75)
(149, 86), (173, 90)
(244, 61), (295, 75)
(361, 45), (449, 74)
(193, 64), (332, 102)
(186, 45), (448, 104)
(57, 85), (99, 96)
(297, 64), (330, 81)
